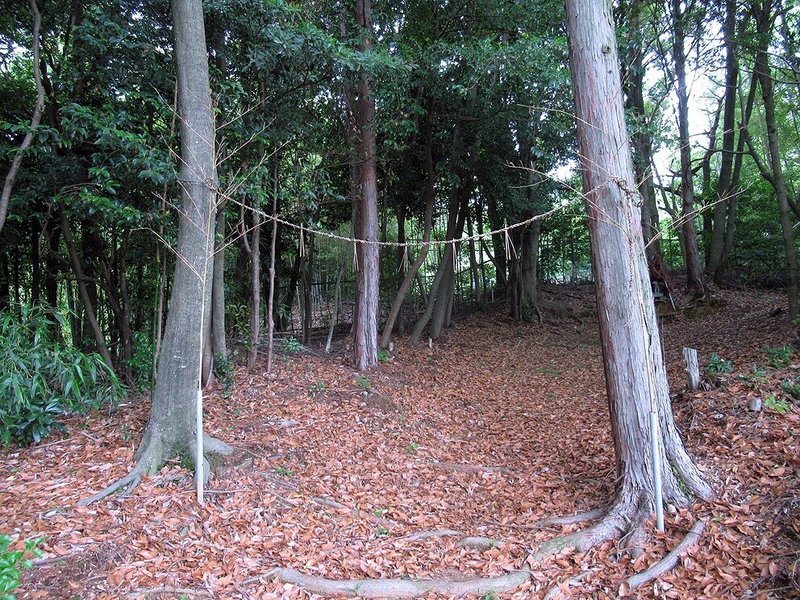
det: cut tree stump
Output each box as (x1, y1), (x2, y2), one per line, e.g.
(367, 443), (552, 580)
(683, 347), (700, 391)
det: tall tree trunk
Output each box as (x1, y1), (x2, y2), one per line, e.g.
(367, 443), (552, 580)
(211, 208), (227, 359)
(671, 0), (706, 296)
(267, 162), (279, 374)
(707, 0), (739, 281)
(353, 0), (379, 370)
(621, 0), (661, 263)
(560, 0), (711, 550)
(136, 0), (227, 475)
(43, 215), (60, 309)
(246, 198), (261, 369)
(720, 73), (759, 271)
(752, 0), (799, 319)
(31, 217), (41, 304)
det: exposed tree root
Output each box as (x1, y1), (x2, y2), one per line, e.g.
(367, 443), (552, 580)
(531, 507), (607, 530)
(259, 567), (531, 598)
(78, 434), (232, 506)
(457, 536), (504, 550)
(620, 520), (706, 595)
(311, 495), (397, 528)
(78, 469), (142, 506)
(543, 569), (594, 600)
(401, 529), (463, 541)
(128, 586), (211, 598)
(425, 460), (511, 475)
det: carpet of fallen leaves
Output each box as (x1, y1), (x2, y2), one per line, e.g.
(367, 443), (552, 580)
(3, 286), (799, 599)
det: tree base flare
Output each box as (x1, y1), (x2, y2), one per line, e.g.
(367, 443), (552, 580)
(258, 567), (531, 598)
(78, 434), (233, 506)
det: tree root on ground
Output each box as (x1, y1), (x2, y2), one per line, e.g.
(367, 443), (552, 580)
(255, 567), (531, 598)
(78, 434), (232, 506)
(531, 507), (607, 530)
(424, 460), (511, 475)
(311, 495), (398, 528)
(543, 569), (594, 600)
(619, 520), (706, 595)
(127, 586), (211, 598)
(78, 469), (142, 506)
(401, 529), (462, 541)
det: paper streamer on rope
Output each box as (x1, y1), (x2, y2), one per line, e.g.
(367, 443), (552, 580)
(299, 224), (305, 257)
(353, 240), (359, 272)
(401, 246), (410, 273)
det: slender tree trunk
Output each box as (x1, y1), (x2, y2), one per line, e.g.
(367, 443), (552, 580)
(353, 0), (379, 369)
(60, 211), (113, 369)
(720, 73), (759, 271)
(380, 114), (435, 348)
(43, 216), (60, 309)
(211, 208), (227, 359)
(31, 218), (41, 304)
(267, 162), (279, 373)
(562, 0), (711, 548)
(0, 0), (45, 236)
(621, 0), (661, 263)
(301, 235), (314, 344)
(671, 0), (706, 296)
(707, 0), (739, 281)
(246, 198), (261, 369)
(752, 0), (799, 319)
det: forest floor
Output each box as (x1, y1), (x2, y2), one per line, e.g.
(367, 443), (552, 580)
(5, 285), (800, 599)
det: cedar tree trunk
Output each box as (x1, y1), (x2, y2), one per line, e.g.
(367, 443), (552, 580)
(562, 0), (712, 548)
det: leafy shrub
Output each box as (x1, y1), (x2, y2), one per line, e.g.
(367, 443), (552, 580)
(281, 336), (302, 355)
(764, 393), (790, 414)
(781, 377), (800, 400)
(355, 375), (371, 390)
(0, 307), (125, 446)
(213, 353), (235, 399)
(377, 350), (391, 363)
(0, 535), (42, 598)
(764, 346), (794, 369)
(706, 353), (733, 374)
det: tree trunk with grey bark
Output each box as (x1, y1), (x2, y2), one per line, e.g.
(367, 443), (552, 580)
(85, 0), (233, 497)
(556, 0), (712, 551)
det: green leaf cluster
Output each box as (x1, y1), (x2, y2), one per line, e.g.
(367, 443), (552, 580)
(0, 535), (42, 599)
(0, 306), (125, 446)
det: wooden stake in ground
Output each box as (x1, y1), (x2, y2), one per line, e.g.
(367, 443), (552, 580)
(683, 347), (700, 390)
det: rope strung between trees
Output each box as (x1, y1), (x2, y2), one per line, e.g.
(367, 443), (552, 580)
(216, 186), (583, 250)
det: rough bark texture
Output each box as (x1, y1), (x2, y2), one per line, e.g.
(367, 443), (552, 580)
(135, 0), (225, 475)
(353, 0), (379, 369)
(564, 0), (712, 545)
(671, 0), (706, 296)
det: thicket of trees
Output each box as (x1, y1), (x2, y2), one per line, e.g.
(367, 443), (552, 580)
(0, 0), (798, 531)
